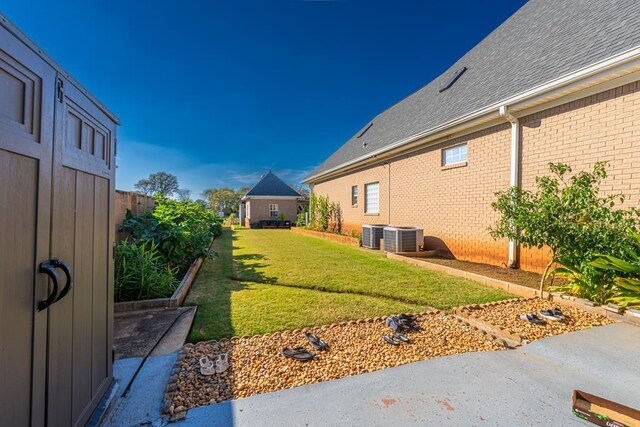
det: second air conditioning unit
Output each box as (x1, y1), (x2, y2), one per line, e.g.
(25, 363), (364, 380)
(362, 224), (388, 249)
(383, 226), (424, 253)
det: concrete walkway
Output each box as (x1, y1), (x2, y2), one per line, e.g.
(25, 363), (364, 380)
(178, 323), (639, 426)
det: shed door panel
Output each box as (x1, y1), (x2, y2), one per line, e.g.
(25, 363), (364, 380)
(0, 24), (55, 427)
(48, 77), (115, 427)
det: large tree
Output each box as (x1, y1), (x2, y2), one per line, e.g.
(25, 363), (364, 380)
(176, 188), (191, 201)
(135, 172), (179, 196)
(200, 186), (251, 215)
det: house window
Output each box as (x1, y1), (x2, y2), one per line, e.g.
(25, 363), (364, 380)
(269, 203), (279, 218)
(442, 143), (468, 166)
(351, 185), (358, 206)
(365, 182), (379, 214)
(246, 202), (250, 218)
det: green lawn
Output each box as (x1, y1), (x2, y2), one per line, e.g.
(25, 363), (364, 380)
(186, 229), (513, 341)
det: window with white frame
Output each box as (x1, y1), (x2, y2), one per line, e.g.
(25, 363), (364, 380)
(269, 203), (279, 218)
(442, 143), (468, 166)
(365, 182), (379, 214)
(351, 185), (358, 206)
(246, 202), (250, 218)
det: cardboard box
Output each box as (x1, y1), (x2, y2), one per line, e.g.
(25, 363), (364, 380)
(572, 390), (640, 427)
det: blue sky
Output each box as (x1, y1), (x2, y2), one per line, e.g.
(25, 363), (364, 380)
(3, 0), (526, 198)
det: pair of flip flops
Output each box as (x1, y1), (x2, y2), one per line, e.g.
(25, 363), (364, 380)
(384, 332), (410, 346)
(199, 353), (229, 376)
(283, 333), (329, 361)
(518, 308), (565, 325)
(385, 314), (420, 332)
(538, 308), (565, 321)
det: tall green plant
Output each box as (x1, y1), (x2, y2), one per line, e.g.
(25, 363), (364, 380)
(590, 233), (640, 307)
(114, 241), (179, 302)
(491, 162), (639, 298)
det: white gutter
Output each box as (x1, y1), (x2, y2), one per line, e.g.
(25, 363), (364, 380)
(499, 105), (520, 269)
(304, 45), (640, 184)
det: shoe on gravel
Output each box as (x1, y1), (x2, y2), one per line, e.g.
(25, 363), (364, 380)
(518, 313), (547, 325)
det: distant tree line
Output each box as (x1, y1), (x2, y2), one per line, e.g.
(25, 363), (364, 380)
(134, 171), (309, 215)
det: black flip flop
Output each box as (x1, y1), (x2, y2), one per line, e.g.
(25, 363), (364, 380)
(518, 314), (546, 325)
(305, 332), (329, 351)
(283, 347), (315, 361)
(383, 334), (401, 345)
(392, 332), (410, 343)
(397, 318), (420, 331)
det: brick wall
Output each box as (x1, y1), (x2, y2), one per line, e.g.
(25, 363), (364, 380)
(245, 198), (298, 225)
(312, 80), (640, 272)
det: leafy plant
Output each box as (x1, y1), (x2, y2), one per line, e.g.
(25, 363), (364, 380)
(122, 195), (223, 274)
(114, 241), (179, 302)
(491, 162), (640, 297)
(308, 194), (342, 234)
(589, 233), (640, 307)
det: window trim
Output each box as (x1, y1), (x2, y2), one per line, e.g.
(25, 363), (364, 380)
(364, 181), (380, 214)
(351, 185), (358, 207)
(269, 203), (279, 218)
(442, 143), (468, 167)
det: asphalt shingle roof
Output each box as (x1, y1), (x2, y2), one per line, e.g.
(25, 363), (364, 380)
(307, 0), (640, 180)
(245, 171), (303, 197)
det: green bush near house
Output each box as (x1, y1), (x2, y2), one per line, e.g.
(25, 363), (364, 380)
(114, 240), (179, 302)
(491, 161), (640, 304)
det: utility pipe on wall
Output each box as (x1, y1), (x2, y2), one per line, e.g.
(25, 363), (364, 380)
(499, 105), (521, 269)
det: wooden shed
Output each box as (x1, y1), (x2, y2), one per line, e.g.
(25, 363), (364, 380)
(0, 14), (119, 426)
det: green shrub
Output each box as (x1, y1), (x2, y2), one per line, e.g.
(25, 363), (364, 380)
(122, 195), (223, 275)
(308, 194), (342, 233)
(115, 241), (179, 302)
(590, 233), (640, 307)
(491, 162), (640, 298)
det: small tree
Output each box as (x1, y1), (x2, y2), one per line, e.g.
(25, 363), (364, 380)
(176, 188), (191, 201)
(490, 162), (639, 300)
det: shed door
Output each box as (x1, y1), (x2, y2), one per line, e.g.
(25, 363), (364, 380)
(47, 76), (116, 427)
(0, 24), (56, 426)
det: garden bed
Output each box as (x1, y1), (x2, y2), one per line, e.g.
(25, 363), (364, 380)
(290, 227), (360, 247)
(164, 312), (503, 413)
(456, 298), (614, 344)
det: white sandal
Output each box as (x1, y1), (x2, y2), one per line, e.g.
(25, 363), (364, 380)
(215, 353), (229, 373)
(199, 356), (215, 376)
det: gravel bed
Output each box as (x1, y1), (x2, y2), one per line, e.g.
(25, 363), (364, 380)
(168, 312), (503, 412)
(462, 298), (614, 342)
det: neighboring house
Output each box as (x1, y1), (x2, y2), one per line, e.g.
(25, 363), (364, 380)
(303, 0), (640, 273)
(240, 171), (308, 227)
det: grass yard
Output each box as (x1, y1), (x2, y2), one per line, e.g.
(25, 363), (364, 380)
(186, 229), (513, 341)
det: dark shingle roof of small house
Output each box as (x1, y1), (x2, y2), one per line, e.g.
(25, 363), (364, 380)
(245, 171), (303, 198)
(306, 0), (640, 180)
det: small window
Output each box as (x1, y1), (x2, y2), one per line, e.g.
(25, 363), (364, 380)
(365, 182), (379, 214)
(442, 143), (468, 166)
(269, 203), (279, 218)
(351, 185), (358, 206)
(246, 202), (250, 218)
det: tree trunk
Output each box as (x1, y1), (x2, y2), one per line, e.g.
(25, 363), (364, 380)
(539, 258), (556, 298)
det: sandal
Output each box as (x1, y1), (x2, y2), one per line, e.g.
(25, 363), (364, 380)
(305, 332), (329, 351)
(385, 316), (401, 331)
(283, 347), (315, 361)
(199, 357), (215, 376)
(392, 332), (410, 343)
(215, 353), (229, 373)
(383, 334), (401, 345)
(518, 314), (546, 325)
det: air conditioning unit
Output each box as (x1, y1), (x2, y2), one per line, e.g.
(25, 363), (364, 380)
(383, 226), (424, 253)
(362, 224), (388, 249)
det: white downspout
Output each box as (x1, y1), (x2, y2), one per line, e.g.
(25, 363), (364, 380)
(499, 105), (520, 269)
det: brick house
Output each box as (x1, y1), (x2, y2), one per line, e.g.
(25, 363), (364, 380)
(303, 0), (640, 272)
(240, 171), (308, 227)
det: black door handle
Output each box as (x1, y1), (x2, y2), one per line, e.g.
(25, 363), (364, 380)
(51, 259), (72, 302)
(38, 260), (60, 311)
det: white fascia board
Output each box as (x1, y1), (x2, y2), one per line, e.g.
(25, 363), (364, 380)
(303, 45), (640, 184)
